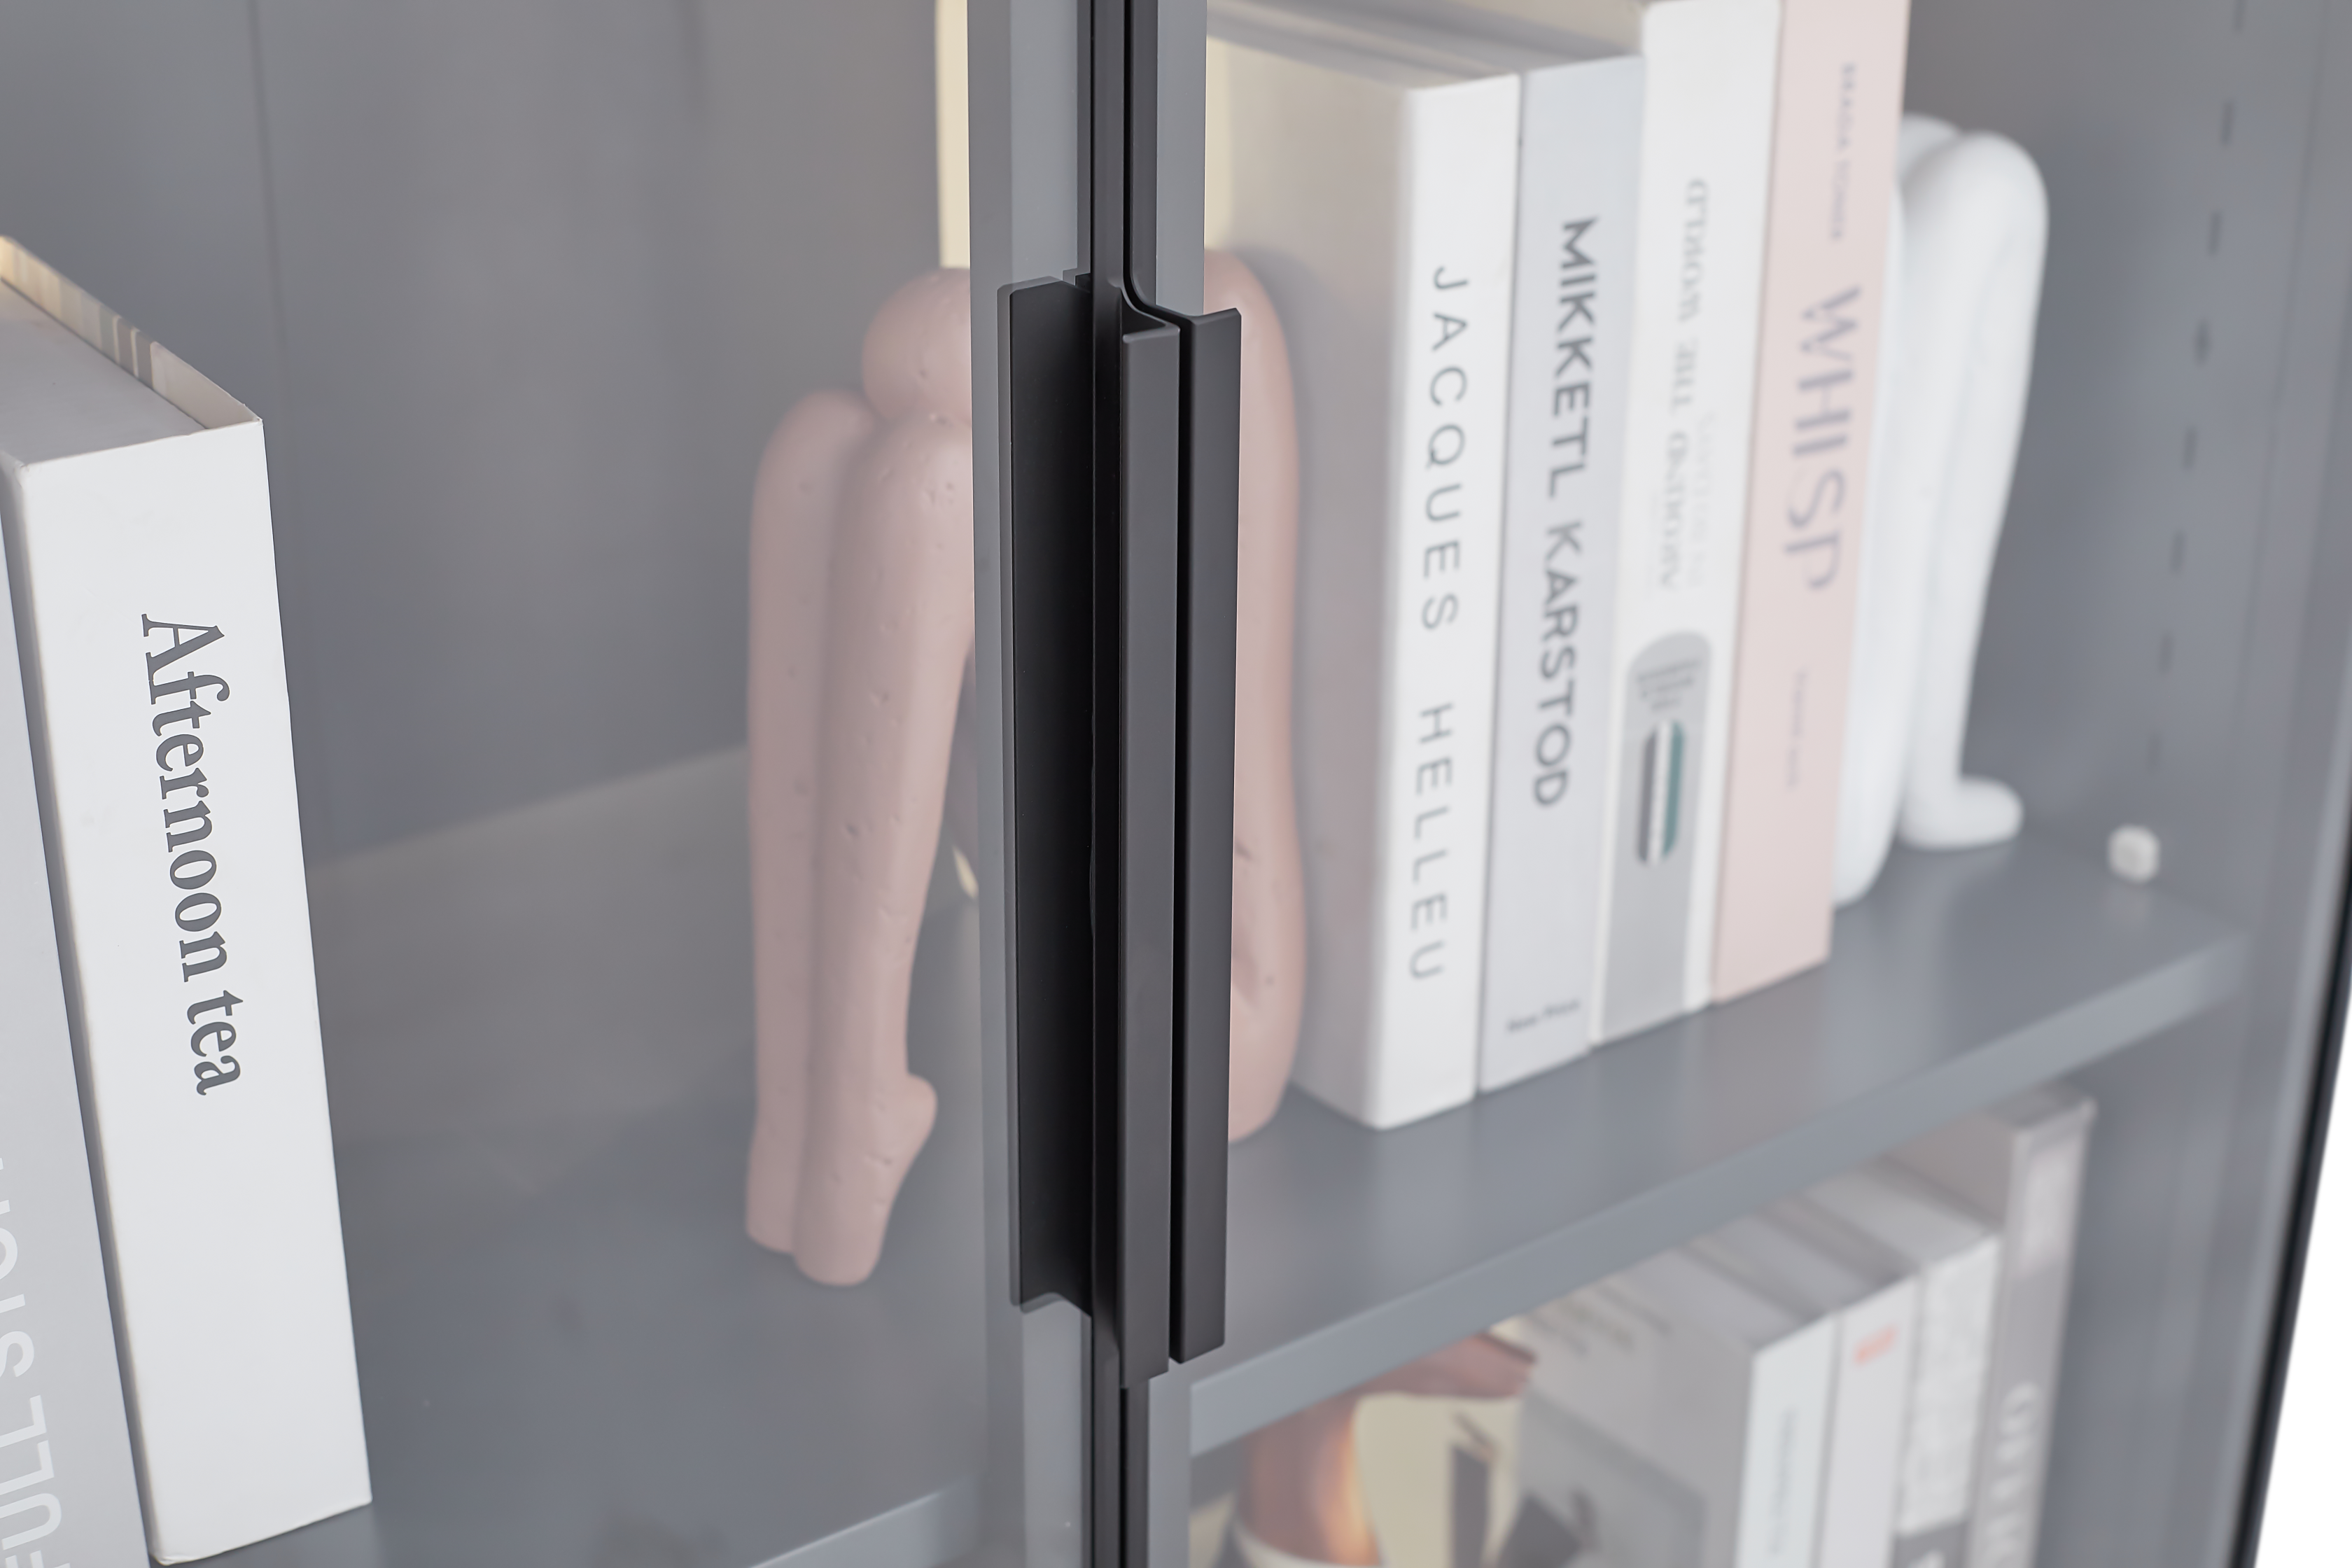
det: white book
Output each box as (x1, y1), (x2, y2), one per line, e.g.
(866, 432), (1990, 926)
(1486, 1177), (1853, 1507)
(1478, 41), (1643, 1091)
(1505, 1246), (1836, 1568)
(1210, 0), (1644, 1096)
(1452, 0), (1784, 1042)
(1694, 1207), (1921, 1568)
(0, 463), (146, 1566)
(0, 241), (368, 1561)
(1896, 1086), (2096, 1568)
(1210, 0), (1522, 1127)
(1801, 1163), (2002, 1568)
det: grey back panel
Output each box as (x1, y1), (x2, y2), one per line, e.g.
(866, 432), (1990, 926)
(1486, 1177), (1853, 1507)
(0, 1), (286, 420)
(252, 0), (937, 855)
(1910, 0), (2343, 920)
(0, 0), (939, 858)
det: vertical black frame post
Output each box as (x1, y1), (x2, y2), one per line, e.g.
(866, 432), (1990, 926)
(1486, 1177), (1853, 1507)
(1090, 7), (1180, 1564)
(1002, 0), (1239, 1560)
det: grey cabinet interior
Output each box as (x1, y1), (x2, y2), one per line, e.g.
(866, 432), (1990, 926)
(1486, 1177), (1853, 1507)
(1922, 1), (2352, 1560)
(0, 0), (939, 859)
(6, 0), (2352, 1565)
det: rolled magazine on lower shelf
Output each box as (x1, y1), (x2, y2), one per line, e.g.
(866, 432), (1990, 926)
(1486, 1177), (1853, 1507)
(1190, 1086), (2094, 1568)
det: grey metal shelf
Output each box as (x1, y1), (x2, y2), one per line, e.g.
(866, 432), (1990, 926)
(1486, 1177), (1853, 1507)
(212, 752), (988, 1568)
(1177, 836), (2247, 1455)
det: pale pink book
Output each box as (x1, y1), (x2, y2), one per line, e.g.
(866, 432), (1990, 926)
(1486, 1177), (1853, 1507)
(1713, 0), (1911, 1001)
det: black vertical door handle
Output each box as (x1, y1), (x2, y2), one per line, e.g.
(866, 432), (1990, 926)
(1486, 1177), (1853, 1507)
(1116, 312), (1184, 1388)
(1098, 295), (1243, 1374)
(1000, 273), (1241, 1370)
(1170, 306), (1240, 1364)
(1000, 274), (1094, 1316)
(999, 8), (1242, 1560)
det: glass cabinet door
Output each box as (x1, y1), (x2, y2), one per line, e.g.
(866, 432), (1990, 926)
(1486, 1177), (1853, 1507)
(1146, 0), (2352, 1565)
(0, 4), (1093, 1564)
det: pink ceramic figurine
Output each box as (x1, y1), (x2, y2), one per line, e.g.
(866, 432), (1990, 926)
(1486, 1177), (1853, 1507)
(744, 257), (1303, 1286)
(1211, 251), (1307, 1142)
(746, 271), (973, 1287)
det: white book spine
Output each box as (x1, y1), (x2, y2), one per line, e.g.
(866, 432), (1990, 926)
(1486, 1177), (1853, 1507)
(0, 530), (146, 1568)
(1360, 79), (1518, 1124)
(1892, 1236), (2002, 1567)
(4, 393), (368, 1554)
(1252, 52), (1520, 1128)
(1588, 0), (1783, 1042)
(1819, 1280), (1922, 1568)
(1480, 55), (1644, 1091)
(1735, 1316), (1837, 1568)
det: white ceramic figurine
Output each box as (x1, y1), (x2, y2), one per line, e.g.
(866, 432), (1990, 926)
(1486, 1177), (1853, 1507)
(1837, 118), (2050, 903)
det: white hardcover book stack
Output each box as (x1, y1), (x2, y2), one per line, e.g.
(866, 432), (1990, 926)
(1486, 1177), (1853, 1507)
(1506, 1246), (1835, 1568)
(1897, 1085), (2096, 1568)
(1208, 0), (1523, 1126)
(1801, 1161), (2002, 1568)
(1212, 0), (1644, 1117)
(0, 465), (146, 1566)
(1455, 0), (1783, 1044)
(0, 241), (368, 1561)
(1479, 33), (1643, 1091)
(1693, 1208), (1921, 1568)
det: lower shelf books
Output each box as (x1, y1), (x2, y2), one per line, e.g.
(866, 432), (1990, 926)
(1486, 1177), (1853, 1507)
(1802, 1162), (2001, 1568)
(1508, 1247), (1835, 1568)
(1695, 1207), (1919, 1568)
(1896, 1084), (2095, 1568)
(1189, 1086), (2093, 1568)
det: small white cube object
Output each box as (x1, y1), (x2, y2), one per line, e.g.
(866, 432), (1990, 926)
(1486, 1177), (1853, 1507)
(2109, 825), (2162, 884)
